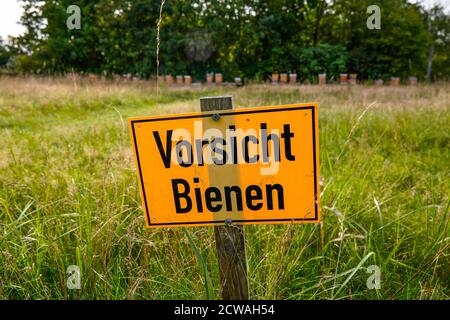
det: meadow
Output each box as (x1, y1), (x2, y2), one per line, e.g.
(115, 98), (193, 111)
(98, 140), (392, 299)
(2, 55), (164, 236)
(0, 76), (448, 299)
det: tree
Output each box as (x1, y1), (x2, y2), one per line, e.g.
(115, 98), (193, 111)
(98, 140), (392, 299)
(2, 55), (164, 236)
(424, 5), (450, 81)
(7, 0), (450, 81)
(0, 38), (11, 68)
(322, 0), (430, 80)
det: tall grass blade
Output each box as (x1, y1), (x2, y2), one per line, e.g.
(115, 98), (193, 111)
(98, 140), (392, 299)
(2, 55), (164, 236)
(183, 229), (214, 300)
(335, 252), (374, 297)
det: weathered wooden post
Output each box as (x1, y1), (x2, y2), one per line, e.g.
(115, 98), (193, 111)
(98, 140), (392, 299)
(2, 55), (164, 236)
(200, 96), (249, 300)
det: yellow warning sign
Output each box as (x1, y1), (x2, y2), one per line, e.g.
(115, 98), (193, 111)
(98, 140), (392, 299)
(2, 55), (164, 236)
(128, 103), (320, 228)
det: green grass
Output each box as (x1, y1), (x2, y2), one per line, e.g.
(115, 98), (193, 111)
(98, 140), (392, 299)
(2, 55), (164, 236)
(0, 77), (449, 299)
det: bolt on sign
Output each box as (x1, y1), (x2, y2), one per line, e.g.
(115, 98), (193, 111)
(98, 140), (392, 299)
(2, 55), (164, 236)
(128, 103), (320, 228)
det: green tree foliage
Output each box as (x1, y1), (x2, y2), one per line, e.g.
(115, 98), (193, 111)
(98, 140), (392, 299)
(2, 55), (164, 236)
(297, 44), (348, 82)
(0, 38), (11, 68)
(425, 5), (450, 80)
(8, 0), (450, 81)
(323, 0), (431, 80)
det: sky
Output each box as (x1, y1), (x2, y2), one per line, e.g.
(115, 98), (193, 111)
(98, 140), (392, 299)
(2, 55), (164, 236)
(1, 0), (450, 42)
(0, 0), (25, 41)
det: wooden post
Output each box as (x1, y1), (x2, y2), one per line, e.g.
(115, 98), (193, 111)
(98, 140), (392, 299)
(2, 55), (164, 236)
(200, 96), (249, 300)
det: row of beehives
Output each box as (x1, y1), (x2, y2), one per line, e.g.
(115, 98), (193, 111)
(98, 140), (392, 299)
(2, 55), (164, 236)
(157, 73), (232, 86)
(272, 73), (418, 86)
(156, 73), (419, 86)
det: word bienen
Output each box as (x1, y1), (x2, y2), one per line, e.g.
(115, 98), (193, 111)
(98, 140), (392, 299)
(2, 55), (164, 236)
(172, 178), (284, 213)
